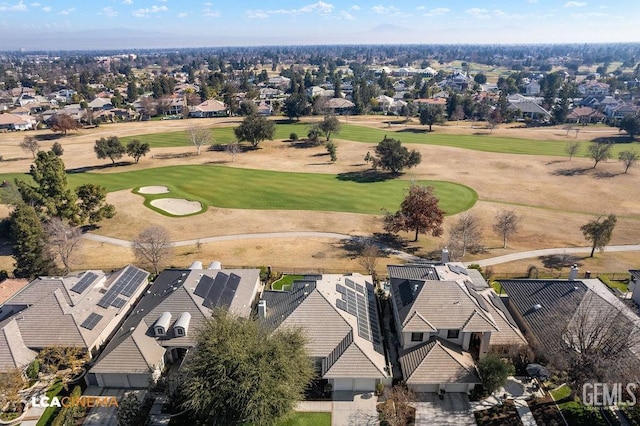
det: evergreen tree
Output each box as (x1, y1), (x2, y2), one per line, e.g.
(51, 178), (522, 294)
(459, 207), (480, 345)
(9, 204), (53, 278)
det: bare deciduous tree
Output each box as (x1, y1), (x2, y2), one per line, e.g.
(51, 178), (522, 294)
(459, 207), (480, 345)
(20, 136), (40, 158)
(45, 217), (83, 274)
(0, 368), (25, 411)
(565, 141), (580, 161)
(379, 385), (415, 426)
(492, 210), (522, 249)
(189, 126), (212, 155)
(357, 240), (382, 279)
(132, 225), (173, 275)
(226, 141), (241, 162)
(448, 212), (484, 258)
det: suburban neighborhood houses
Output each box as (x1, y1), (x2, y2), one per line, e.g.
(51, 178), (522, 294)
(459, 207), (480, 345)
(1, 41), (640, 426)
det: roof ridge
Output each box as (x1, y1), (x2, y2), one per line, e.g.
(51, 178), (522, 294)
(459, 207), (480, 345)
(432, 338), (477, 376)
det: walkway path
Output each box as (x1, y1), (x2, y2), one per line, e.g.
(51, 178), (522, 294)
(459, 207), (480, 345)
(84, 231), (640, 266)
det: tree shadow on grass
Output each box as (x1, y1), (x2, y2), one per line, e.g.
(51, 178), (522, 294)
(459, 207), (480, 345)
(287, 139), (324, 149)
(592, 135), (637, 144)
(552, 167), (591, 176)
(66, 161), (130, 173)
(34, 133), (64, 141)
(594, 171), (620, 179)
(539, 254), (584, 270)
(396, 128), (428, 134)
(336, 170), (395, 183)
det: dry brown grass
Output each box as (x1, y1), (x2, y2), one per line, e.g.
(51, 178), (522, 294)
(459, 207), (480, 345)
(1, 117), (638, 275)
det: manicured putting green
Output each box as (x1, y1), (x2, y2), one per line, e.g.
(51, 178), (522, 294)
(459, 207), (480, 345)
(54, 165), (476, 215)
(121, 122), (640, 157)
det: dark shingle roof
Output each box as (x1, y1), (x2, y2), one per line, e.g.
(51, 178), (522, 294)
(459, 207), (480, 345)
(499, 280), (588, 353)
(388, 264), (438, 281)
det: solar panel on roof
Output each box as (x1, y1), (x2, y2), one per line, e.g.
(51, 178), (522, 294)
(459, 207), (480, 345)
(80, 313), (103, 330)
(448, 264), (468, 276)
(194, 275), (214, 298)
(111, 297), (127, 308)
(70, 272), (98, 294)
(202, 272), (229, 306)
(218, 273), (241, 308)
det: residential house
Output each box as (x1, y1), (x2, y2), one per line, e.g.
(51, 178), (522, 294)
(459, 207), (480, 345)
(259, 274), (391, 392)
(500, 275), (640, 382)
(259, 87), (283, 100)
(389, 262), (526, 393)
(524, 81), (541, 95)
(268, 76), (291, 89)
(578, 80), (610, 96)
(87, 265), (261, 388)
(189, 99), (228, 118)
(0, 113), (36, 130)
(566, 106), (605, 124)
(507, 95), (551, 121)
(439, 70), (471, 92)
(325, 97), (355, 115)
(0, 266), (149, 370)
(605, 103), (639, 120)
(88, 97), (113, 111)
(307, 86), (334, 98)
(256, 101), (272, 116)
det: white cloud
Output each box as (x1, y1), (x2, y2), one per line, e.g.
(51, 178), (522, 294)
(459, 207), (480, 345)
(132, 5), (168, 17)
(203, 8), (220, 17)
(246, 9), (268, 19)
(350, 5), (360, 11)
(158, 0), (167, 2)
(246, 2), (334, 19)
(42, 5), (50, 12)
(424, 7), (450, 16)
(0, 0), (27, 12)
(527, 0), (538, 3)
(203, 1), (212, 6)
(122, 0), (133, 4)
(371, 5), (411, 17)
(30, 2), (40, 7)
(466, 7), (491, 18)
(178, 12), (188, 18)
(58, 7), (75, 15)
(339, 10), (354, 20)
(564, 1), (587, 6)
(101, 6), (118, 18)
(416, 6), (426, 11)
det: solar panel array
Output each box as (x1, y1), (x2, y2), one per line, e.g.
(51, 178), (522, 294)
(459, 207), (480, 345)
(193, 272), (241, 309)
(335, 280), (383, 353)
(80, 312), (103, 330)
(70, 272), (98, 294)
(465, 281), (488, 310)
(448, 264), (469, 276)
(97, 266), (147, 309)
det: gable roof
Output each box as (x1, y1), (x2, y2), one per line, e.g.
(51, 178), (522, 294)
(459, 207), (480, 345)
(400, 337), (480, 385)
(0, 319), (37, 369)
(261, 274), (388, 380)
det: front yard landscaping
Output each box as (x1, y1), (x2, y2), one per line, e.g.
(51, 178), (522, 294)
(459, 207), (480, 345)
(474, 400), (523, 426)
(276, 412), (331, 426)
(271, 275), (304, 291)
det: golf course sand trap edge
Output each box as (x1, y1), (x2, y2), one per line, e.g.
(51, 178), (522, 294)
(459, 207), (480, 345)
(138, 186), (170, 194)
(150, 198), (203, 216)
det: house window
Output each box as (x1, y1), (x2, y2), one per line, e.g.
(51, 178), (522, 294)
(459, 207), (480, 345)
(175, 328), (184, 336)
(447, 329), (460, 339)
(411, 332), (424, 342)
(155, 327), (165, 336)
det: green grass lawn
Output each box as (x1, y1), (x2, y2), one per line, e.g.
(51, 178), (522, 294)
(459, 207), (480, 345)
(598, 274), (629, 293)
(550, 384), (571, 401)
(36, 378), (64, 426)
(271, 275), (304, 291)
(2, 165), (477, 216)
(276, 412), (331, 426)
(121, 122), (640, 157)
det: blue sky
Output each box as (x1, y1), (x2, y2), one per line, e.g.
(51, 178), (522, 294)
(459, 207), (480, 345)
(1, 1), (639, 49)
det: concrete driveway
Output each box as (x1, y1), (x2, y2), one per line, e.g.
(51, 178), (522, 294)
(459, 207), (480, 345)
(332, 391), (378, 426)
(412, 393), (476, 426)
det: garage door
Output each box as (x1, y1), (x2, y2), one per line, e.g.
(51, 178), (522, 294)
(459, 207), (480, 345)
(409, 383), (439, 393)
(127, 374), (150, 388)
(332, 379), (354, 391)
(100, 374), (128, 388)
(444, 383), (471, 393)
(354, 379), (375, 391)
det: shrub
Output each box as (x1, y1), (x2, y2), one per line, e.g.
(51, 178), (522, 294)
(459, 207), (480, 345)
(26, 359), (40, 381)
(0, 270), (8, 282)
(51, 142), (64, 156)
(289, 132), (298, 141)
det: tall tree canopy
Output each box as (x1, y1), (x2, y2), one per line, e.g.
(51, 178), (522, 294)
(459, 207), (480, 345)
(179, 309), (314, 425)
(126, 140), (150, 163)
(283, 93), (309, 121)
(619, 115), (640, 140)
(581, 214), (617, 257)
(419, 105), (444, 131)
(373, 136), (421, 174)
(233, 114), (276, 147)
(76, 183), (116, 225)
(587, 141), (613, 168)
(9, 204), (52, 278)
(94, 136), (126, 164)
(383, 184), (444, 242)
(50, 113), (81, 136)
(318, 115), (341, 141)
(16, 150), (80, 222)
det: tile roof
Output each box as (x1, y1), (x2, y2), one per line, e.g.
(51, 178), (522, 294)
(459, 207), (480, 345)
(400, 337), (480, 385)
(261, 274), (388, 381)
(0, 319), (37, 369)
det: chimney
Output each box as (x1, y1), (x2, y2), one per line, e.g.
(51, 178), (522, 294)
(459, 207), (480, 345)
(258, 300), (267, 319)
(569, 264), (579, 281)
(441, 247), (449, 263)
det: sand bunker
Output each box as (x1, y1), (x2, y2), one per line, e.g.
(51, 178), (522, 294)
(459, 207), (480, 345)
(138, 186), (170, 194)
(150, 198), (202, 216)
